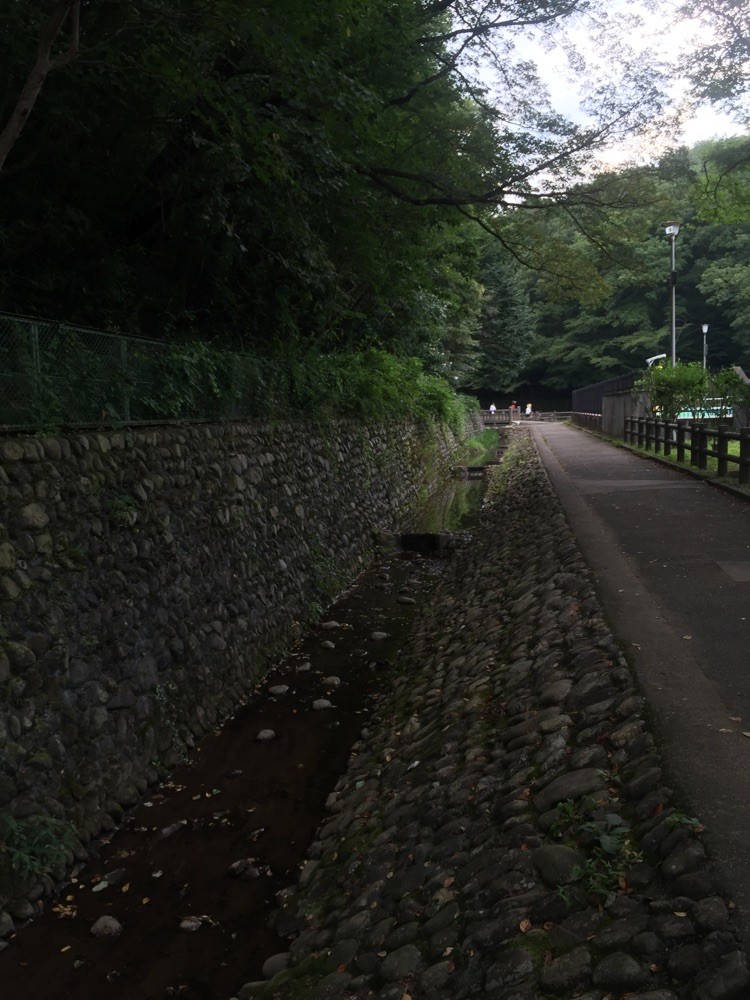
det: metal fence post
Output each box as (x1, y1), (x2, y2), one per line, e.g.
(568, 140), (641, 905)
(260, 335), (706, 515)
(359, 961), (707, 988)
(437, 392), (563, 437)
(31, 322), (41, 418)
(120, 338), (131, 422)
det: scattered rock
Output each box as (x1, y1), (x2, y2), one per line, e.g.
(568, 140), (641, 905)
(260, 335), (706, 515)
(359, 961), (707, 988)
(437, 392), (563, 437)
(256, 729), (276, 742)
(228, 859), (262, 880)
(261, 952), (291, 979)
(532, 845), (585, 887)
(91, 916), (123, 938)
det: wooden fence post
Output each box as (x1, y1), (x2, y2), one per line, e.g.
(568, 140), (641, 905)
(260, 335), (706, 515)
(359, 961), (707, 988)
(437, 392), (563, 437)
(717, 427), (729, 478)
(698, 425), (708, 470)
(637, 418), (645, 448)
(740, 427), (750, 486)
(689, 423), (700, 467)
(676, 423), (686, 463)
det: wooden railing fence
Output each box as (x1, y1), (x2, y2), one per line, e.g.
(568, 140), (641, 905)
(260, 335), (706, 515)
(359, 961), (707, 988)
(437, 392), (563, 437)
(624, 417), (750, 485)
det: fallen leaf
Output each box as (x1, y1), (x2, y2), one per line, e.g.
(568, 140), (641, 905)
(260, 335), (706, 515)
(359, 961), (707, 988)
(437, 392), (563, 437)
(60, 946), (71, 953)
(543, 922), (556, 931)
(519, 918), (532, 933)
(674, 911), (687, 917)
(682, 635), (692, 640)
(442, 947), (454, 957)
(618, 875), (629, 891)
(719, 728), (732, 733)
(730, 716), (742, 722)
(377, 950), (387, 957)
(121, 883), (130, 893)
(443, 877), (455, 888)
(142, 898), (150, 905)
(653, 802), (664, 817)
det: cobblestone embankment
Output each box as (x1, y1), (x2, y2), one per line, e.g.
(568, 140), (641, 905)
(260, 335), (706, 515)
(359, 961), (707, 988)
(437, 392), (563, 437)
(235, 431), (750, 1000)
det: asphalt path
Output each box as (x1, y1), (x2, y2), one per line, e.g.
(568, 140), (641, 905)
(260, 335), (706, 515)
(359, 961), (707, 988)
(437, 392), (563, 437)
(530, 421), (750, 948)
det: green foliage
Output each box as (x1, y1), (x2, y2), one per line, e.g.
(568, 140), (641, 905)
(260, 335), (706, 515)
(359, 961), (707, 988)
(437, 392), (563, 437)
(680, 0), (750, 114)
(109, 494), (138, 526)
(460, 429), (500, 465)
(464, 236), (538, 392)
(0, 812), (76, 879)
(634, 361), (750, 422)
(572, 813), (642, 902)
(634, 361), (708, 422)
(0, 0), (681, 405)
(710, 367), (750, 417)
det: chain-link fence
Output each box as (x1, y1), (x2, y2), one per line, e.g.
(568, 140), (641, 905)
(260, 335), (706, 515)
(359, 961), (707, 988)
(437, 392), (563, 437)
(0, 313), (292, 431)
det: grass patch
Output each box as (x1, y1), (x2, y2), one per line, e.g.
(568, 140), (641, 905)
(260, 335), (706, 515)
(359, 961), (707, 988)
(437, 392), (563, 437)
(459, 429), (499, 465)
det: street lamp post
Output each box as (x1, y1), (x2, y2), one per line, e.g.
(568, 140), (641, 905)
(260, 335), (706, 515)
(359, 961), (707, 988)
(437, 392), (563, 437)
(665, 222), (680, 366)
(702, 323), (709, 369)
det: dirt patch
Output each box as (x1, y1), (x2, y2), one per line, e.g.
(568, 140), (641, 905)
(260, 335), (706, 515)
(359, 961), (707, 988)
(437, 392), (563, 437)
(0, 549), (449, 1000)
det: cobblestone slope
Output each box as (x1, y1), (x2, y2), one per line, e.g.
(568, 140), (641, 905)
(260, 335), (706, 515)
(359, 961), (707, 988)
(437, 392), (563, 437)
(236, 432), (749, 1000)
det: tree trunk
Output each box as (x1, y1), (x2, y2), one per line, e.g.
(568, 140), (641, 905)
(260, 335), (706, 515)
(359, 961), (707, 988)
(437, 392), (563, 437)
(0, 0), (80, 174)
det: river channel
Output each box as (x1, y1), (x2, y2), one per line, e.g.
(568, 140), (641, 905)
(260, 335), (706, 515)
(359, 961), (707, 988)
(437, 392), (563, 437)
(1, 456), (493, 1000)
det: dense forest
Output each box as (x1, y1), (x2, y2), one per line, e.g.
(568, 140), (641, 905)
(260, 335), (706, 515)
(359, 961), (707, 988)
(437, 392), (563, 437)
(1, 0), (749, 414)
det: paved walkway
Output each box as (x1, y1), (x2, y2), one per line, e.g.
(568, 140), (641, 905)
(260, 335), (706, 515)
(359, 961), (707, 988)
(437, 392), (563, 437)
(531, 421), (750, 947)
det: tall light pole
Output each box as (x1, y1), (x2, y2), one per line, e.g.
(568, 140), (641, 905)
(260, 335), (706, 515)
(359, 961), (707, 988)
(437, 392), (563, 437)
(702, 323), (709, 370)
(665, 222), (680, 366)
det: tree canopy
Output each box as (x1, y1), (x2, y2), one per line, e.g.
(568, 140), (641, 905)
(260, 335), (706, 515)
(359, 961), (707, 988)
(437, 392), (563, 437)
(0, 0), (748, 408)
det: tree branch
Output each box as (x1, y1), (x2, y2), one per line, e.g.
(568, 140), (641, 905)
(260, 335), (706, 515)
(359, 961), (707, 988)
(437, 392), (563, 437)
(0, 0), (81, 174)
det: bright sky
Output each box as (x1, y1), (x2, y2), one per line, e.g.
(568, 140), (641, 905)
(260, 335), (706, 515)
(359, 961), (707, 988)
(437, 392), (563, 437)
(511, 0), (747, 165)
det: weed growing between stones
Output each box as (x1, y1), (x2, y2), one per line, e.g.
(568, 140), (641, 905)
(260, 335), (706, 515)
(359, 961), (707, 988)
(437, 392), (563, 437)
(0, 812), (76, 881)
(153, 682), (190, 765)
(108, 493), (138, 526)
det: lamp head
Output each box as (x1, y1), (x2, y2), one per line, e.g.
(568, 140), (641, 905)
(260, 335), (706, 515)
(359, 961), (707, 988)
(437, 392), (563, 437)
(702, 323), (709, 334)
(665, 222), (680, 237)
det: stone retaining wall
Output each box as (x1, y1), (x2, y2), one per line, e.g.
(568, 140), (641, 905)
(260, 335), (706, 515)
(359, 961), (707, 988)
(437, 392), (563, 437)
(0, 418), (456, 912)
